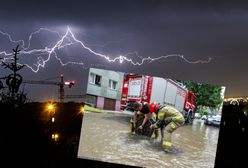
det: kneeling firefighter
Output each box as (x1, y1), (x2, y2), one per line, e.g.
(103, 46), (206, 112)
(130, 101), (159, 138)
(150, 105), (185, 151)
(130, 102), (150, 134)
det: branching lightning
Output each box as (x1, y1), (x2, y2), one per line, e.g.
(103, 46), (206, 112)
(0, 26), (212, 73)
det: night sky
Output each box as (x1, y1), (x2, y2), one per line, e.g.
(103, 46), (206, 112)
(0, 0), (248, 101)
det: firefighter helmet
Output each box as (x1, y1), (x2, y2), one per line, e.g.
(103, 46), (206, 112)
(150, 102), (159, 113)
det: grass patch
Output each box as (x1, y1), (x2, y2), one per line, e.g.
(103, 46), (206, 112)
(84, 105), (102, 113)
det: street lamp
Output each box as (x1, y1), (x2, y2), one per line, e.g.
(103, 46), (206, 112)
(80, 106), (84, 114)
(47, 104), (54, 111)
(46, 103), (55, 119)
(47, 103), (55, 112)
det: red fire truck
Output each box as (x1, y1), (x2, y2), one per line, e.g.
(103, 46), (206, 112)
(120, 73), (196, 123)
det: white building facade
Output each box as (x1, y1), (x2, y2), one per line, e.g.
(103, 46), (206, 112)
(85, 68), (124, 111)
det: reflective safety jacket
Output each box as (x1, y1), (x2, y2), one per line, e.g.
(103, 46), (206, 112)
(154, 106), (185, 129)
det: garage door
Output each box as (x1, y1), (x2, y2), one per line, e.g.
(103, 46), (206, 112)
(104, 98), (116, 111)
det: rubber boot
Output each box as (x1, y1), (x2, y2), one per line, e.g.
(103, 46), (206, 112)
(162, 140), (173, 152)
(130, 118), (135, 133)
(154, 129), (159, 139)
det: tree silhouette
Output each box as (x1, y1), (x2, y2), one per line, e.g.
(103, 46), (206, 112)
(1, 45), (27, 106)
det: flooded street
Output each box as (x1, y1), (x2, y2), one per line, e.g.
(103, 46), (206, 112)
(78, 111), (219, 168)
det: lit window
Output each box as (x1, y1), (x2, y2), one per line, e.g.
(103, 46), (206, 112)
(51, 133), (59, 141)
(109, 80), (117, 90)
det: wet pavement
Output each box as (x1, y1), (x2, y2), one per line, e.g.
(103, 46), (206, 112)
(78, 111), (220, 168)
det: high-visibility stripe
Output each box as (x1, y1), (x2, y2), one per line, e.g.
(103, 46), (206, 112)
(163, 141), (172, 149)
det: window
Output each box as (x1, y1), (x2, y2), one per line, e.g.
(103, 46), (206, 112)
(95, 75), (101, 86)
(109, 79), (117, 90)
(89, 73), (95, 83)
(89, 73), (101, 86)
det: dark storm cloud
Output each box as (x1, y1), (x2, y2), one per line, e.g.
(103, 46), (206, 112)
(0, 1), (247, 25)
(1, 0), (248, 100)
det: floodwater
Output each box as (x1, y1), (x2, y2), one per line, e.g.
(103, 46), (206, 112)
(78, 111), (220, 168)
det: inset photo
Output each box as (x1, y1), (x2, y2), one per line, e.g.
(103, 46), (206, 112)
(78, 68), (226, 168)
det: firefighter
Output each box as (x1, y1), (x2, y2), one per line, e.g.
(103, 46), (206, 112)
(150, 105), (185, 151)
(134, 102), (151, 128)
(131, 101), (159, 138)
(130, 102), (150, 134)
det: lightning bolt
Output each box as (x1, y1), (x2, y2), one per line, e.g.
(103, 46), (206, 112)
(0, 26), (212, 73)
